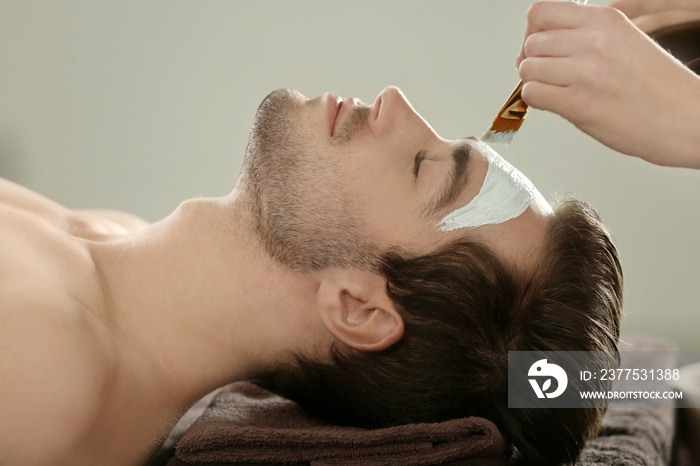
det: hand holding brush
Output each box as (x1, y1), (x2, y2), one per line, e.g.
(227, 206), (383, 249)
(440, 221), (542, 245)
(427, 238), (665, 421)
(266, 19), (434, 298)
(513, 0), (700, 168)
(481, 0), (588, 146)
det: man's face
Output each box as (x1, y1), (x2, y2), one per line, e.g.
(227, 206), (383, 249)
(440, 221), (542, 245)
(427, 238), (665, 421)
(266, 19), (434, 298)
(238, 86), (552, 271)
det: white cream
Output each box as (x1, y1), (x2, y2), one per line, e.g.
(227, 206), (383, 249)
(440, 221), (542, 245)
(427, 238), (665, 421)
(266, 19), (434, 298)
(439, 146), (549, 231)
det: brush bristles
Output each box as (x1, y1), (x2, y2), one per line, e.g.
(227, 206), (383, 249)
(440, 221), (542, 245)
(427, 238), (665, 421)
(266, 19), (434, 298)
(481, 116), (525, 146)
(481, 79), (530, 146)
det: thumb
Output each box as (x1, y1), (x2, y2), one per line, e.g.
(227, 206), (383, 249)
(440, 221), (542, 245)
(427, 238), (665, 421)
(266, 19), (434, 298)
(607, 0), (684, 19)
(607, 0), (644, 19)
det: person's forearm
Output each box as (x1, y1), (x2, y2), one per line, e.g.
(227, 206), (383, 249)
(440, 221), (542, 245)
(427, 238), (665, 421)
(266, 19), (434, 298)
(608, 0), (700, 19)
(609, 0), (700, 32)
(660, 75), (700, 168)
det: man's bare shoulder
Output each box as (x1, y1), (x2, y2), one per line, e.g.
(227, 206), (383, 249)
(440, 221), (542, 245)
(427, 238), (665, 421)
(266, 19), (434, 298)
(77, 208), (150, 232)
(0, 177), (149, 234)
(0, 288), (115, 466)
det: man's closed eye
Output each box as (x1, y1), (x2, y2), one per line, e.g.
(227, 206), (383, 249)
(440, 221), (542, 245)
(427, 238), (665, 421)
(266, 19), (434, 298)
(413, 150), (426, 178)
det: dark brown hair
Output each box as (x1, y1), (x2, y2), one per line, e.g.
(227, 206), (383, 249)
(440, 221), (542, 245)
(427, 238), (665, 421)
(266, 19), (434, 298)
(256, 199), (623, 464)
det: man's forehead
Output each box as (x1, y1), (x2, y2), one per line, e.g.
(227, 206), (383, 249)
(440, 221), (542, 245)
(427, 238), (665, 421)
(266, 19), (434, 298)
(438, 140), (549, 231)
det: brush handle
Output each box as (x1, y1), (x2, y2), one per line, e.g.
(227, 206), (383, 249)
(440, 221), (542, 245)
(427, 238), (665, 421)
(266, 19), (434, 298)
(497, 80), (530, 120)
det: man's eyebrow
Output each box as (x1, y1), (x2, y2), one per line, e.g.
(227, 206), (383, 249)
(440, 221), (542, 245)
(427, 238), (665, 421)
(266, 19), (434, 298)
(423, 139), (473, 218)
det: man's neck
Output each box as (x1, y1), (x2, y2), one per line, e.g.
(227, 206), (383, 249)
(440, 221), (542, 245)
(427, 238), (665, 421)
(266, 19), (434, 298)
(89, 191), (327, 416)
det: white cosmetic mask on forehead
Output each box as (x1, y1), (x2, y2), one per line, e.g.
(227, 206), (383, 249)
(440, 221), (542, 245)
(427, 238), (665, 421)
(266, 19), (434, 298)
(438, 146), (546, 231)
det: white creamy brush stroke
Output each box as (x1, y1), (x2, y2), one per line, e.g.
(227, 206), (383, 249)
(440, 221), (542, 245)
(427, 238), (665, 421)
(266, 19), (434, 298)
(439, 147), (545, 231)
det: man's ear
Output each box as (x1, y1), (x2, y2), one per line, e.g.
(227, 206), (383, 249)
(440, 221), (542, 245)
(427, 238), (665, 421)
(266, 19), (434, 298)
(316, 269), (404, 352)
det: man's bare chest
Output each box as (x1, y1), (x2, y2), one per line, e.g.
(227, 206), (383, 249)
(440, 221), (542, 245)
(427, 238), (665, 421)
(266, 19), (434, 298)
(0, 178), (126, 306)
(0, 179), (173, 465)
(0, 203), (98, 308)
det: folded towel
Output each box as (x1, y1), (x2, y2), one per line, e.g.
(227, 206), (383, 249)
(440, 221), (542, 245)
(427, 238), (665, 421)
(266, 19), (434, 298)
(575, 407), (675, 466)
(577, 340), (678, 466)
(507, 338), (679, 466)
(166, 339), (678, 466)
(167, 382), (510, 466)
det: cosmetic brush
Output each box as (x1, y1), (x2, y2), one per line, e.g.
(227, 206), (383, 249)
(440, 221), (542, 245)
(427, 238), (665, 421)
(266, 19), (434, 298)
(480, 80), (530, 146)
(481, 0), (587, 146)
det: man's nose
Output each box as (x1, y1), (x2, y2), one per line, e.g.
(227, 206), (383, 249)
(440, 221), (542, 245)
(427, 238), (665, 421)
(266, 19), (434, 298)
(376, 86), (411, 118)
(373, 86), (439, 140)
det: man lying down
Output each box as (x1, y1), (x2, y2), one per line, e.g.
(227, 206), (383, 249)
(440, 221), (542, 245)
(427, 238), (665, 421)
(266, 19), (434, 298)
(0, 86), (622, 466)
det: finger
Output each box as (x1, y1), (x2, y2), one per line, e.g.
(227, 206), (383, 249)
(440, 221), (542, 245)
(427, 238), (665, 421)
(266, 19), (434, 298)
(525, 1), (592, 33)
(517, 1), (594, 69)
(520, 81), (576, 121)
(519, 57), (577, 87)
(522, 29), (583, 60)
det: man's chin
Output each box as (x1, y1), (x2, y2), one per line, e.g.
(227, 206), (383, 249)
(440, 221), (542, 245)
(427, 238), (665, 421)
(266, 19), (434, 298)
(258, 88), (307, 108)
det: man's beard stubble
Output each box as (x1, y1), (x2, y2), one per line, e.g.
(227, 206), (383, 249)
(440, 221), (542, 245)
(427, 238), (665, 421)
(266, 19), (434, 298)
(239, 89), (379, 272)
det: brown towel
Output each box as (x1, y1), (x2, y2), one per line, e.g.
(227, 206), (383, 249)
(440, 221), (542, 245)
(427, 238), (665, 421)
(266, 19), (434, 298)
(575, 407), (675, 466)
(507, 339), (680, 466)
(576, 340), (679, 466)
(168, 382), (510, 466)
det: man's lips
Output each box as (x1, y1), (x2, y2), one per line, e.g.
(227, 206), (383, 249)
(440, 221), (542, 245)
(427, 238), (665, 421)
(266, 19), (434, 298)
(326, 91), (382, 137)
(327, 93), (343, 137)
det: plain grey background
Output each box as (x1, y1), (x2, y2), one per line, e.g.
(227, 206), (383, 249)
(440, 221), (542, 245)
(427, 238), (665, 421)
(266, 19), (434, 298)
(1, 1), (698, 349)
